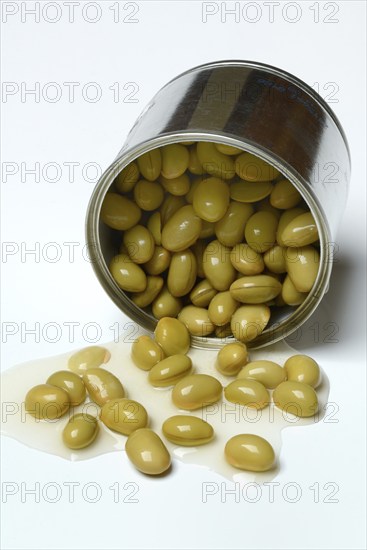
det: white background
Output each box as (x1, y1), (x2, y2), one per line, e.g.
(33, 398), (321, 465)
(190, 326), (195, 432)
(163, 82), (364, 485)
(1, 1), (366, 549)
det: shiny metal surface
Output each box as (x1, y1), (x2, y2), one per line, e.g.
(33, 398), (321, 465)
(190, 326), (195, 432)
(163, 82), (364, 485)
(86, 60), (351, 349)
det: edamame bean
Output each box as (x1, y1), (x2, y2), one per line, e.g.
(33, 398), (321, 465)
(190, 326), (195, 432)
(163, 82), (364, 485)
(68, 346), (111, 374)
(215, 202), (254, 247)
(25, 384), (70, 420)
(115, 162), (140, 193)
(178, 305), (215, 336)
(230, 275), (282, 304)
(237, 360), (286, 389)
(193, 177), (230, 222)
(216, 342), (248, 376)
(197, 142), (235, 180)
(231, 305), (271, 342)
(235, 152), (279, 182)
(191, 240), (206, 278)
(203, 240), (236, 291)
(281, 212), (319, 247)
(190, 279), (217, 308)
(167, 249), (197, 297)
(276, 207), (306, 246)
(160, 195), (186, 224)
(162, 415), (214, 446)
(148, 355), (192, 387)
(154, 317), (190, 356)
(188, 145), (204, 175)
(137, 149), (161, 181)
(161, 144), (189, 179)
(101, 193), (141, 230)
(230, 180), (273, 203)
(161, 205), (202, 252)
(273, 381), (318, 417)
(46, 371), (86, 406)
(281, 275), (307, 306)
(284, 355), (320, 387)
(160, 173), (190, 196)
(110, 254), (147, 292)
(147, 211), (162, 245)
(133, 180), (164, 211)
(131, 275), (164, 308)
(185, 177), (202, 203)
(208, 291), (238, 326)
(245, 211), (278, 253)
(225, 434), (275, 472)
(100, 398), (148, 435)
(230, 243), (265, 275)
(224, 379), (269, 409)
(83, 368), (125, 406)
(256, 197), (282, 219)
(125, 429), (171, 475)
(286, 246), (320, 292)
(263, 245), (287, 273)
(215, 143), (243, 155)
(123, 225), (155, 264)
(172, 374), (222, 410)
(62, 413), (99, 450)
(143, 246), (171, 275)
(270, 179), (302, 209)
(152, 287), (182, 319)
(131, 335), (165, 371)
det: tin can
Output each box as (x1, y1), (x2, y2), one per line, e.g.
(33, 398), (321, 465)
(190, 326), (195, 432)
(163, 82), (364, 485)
(86, 60), (351, 348)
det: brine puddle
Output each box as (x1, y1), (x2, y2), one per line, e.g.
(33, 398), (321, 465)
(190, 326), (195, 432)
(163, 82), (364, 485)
(1, 337), (329, 482)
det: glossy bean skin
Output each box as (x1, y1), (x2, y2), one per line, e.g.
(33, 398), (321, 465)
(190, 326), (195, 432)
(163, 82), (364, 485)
(208, 291), (238, 326)
(68, 346), (111, 374)
(215, 202), (254, 247)
(178, 305), (215, 336)
(196, 142), (235, 180)
(100, 398), (148, 435)
(281, 212), (319, 247)
(101, 193), (141, 230)
(230, 275), (282, 304)
(148, 355), (192, 387)
(230, 180), (273, 203)
(193, 177), (230, 222)
(161, 205), (202, 252)
(161, 144), (189, 179)
(137, 149), (161, 181)
(133, 180), (164, 211)
(160, 195), (186, 225)
(125, 429), (171, 475)
(270, 179), (302, 209)
(83, 368), (125, 407)
(190, 279), (217, 307)
(110, 254), (147, 292)
(154, 317), (191, 356)
(62, 413), (99, 450)
(131, 335), (165, 371)
(147, 211), (162, 245)
(244, 211), (278, 253)
(46, 371), (86, 406)
(167, 250), (197, 297)
(162, 415), (214, 446)
(263, 245), (287, 274)
(143, 246), (171, 275)
(191, 240), (206, 278)
(225, 434), (275, 472)
(276, 208), (306, 246)
(281, 275), (308, 306)
(231, 305), (271, 343)
(286, 246), (320, 292)
(235, 152), (279, 182)
(152, 287), (182, 319)
(188, 145), (204, 175)
(172, 374), (222, 411)
(284, 355), (320, 387)
(273, 381), (318, 417)
(25, 384), (70, 420)
(215, 143), (243, 155)
(216, 342), (248, 376)
(131, 276), (164, 308)
(115, 162), (140, 193)
(224, 379), (270, 409)
(203, 240), (236, 291)
(230, 243), (264, 275)
(123, 224), (155, 264)
(160, 173), (190, 196)
(237, 360), (286, 389)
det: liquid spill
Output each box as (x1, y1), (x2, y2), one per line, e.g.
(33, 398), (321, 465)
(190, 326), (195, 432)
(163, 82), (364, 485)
(1, 337), (329, 482)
